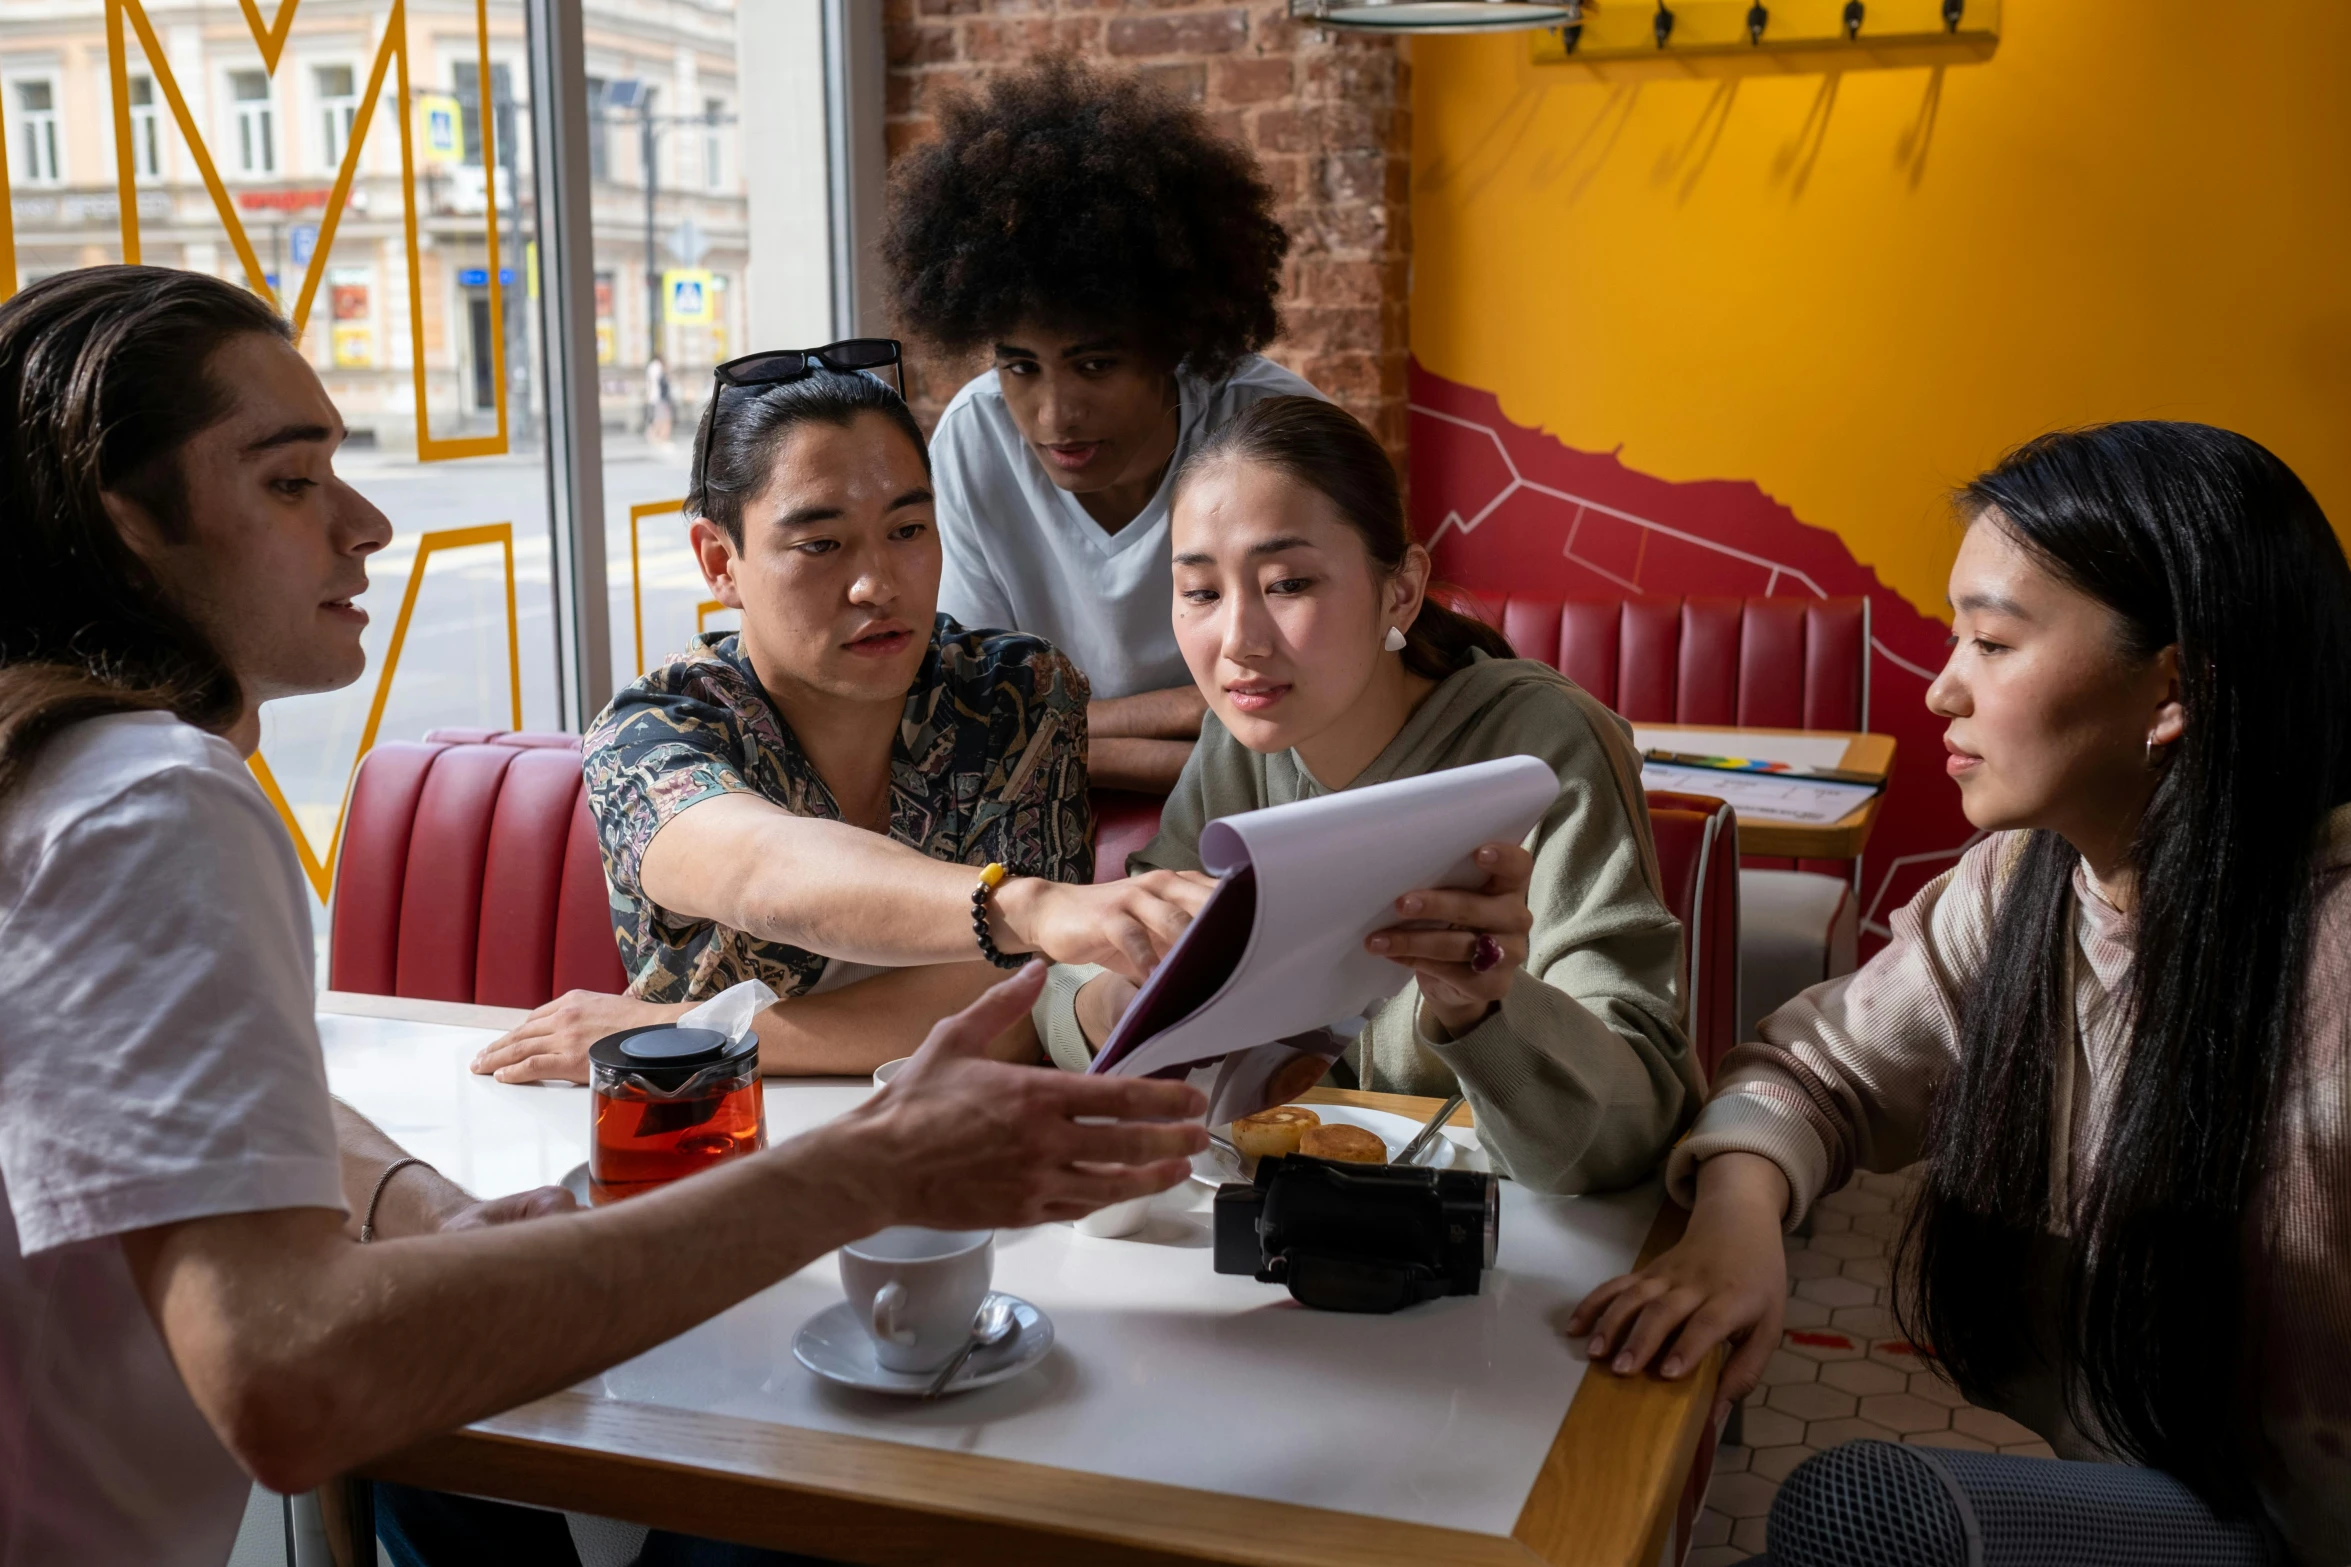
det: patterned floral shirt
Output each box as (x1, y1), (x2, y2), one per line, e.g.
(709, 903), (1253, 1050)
(585, 616), (1093, 1002)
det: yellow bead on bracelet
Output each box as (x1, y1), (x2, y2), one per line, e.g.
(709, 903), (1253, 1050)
(971, 862), (1023, 969)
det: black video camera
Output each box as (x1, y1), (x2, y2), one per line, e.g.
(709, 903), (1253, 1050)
(1213, 1155), (1500, 1313)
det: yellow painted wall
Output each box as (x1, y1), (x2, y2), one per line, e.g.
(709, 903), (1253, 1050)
(1409, 4), (2351, 619)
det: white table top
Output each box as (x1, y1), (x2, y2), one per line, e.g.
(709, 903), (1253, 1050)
(319, 1007), (1659, 1540)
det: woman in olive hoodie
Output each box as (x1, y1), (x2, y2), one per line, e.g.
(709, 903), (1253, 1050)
(1035, 397), (1700, 1193)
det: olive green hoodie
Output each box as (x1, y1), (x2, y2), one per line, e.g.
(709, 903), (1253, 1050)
(1038, 651), (1702, 1194)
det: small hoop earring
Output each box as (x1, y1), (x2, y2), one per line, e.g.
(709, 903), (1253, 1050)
(2145, 735), (2159, 768)
(1383, 626), (1408, 653)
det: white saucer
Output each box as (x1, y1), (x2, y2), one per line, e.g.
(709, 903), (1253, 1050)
(1192, 1103), (1462, 1188)
(560, 1162), (592, 1206)
(792, 1293), (1053, 1397)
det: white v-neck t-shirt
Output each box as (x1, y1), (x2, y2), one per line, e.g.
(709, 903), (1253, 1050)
(0, 712), (343, 1567)
(929, 354), (1322, 702)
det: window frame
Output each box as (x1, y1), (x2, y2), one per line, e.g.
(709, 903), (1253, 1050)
(226, 67), (277, 179)
(313, 61), (358, 173)
(11, 75), (64, 187)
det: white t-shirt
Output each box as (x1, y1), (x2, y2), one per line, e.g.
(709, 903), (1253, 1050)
(0, 712), (342, 1567)
(930, 354), (1322, 702)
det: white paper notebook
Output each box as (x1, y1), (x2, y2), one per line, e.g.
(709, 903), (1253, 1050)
(1090, 755), (1560, 1120)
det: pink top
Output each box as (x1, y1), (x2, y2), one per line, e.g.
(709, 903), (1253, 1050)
(1670, 811), (2351, 1564)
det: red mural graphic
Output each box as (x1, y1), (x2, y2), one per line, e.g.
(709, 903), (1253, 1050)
(1407, 362), (1979, 941)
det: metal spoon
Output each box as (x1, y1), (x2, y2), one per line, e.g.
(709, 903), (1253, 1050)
(921, 1294), (1018, 1399)
(1395, 1091), (1467, 1167)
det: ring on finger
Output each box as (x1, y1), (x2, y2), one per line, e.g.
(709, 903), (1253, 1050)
(1471, 934), (1504, 974)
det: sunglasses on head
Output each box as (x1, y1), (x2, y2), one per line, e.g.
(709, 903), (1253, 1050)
(711, 339), (905, 400)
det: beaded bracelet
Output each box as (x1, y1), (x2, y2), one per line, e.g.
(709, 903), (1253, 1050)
(970, 862), (1026, 970)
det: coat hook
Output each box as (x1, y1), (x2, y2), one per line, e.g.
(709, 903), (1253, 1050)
(1842, 0), (1865, 38)
(1747, 3), (1768, 44)
(1653, 1), (1675, 48)
(1942, 0), (1964, 30)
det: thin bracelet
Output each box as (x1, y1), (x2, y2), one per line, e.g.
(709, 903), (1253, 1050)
(970, 862), (1026, 970)
(360, 1155), (431, 1243)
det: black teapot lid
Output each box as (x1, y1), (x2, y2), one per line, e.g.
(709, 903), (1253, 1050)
(588, 1024), (751, 1089)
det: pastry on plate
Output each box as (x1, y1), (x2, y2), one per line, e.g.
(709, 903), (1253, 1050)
(1298, 1123), (1388, 1165)
(1230, 1105), (1320, 1159)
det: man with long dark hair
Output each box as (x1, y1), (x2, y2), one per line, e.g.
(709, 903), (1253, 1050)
(1571, 422), (2351, 1564)
(0, 265), (1208, 1566)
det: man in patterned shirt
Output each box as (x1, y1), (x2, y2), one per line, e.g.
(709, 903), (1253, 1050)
(473, 353), (1209, 1081)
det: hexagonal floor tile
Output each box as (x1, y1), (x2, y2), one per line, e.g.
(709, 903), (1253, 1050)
(1852, 1209), (1904, 1239)
(1794, 1275), (1876, 1309)
(1705, 1471), (1780, 1520)
(1841, 1256), (1892, 1288)
(1688, 1546), (1750, 1567)
(1780, 1295), (1832, 1329)
(1866, 1338), (1929, 1369)
(1766, 1381), (1858, 1422)
(1732, 1514), (1772, 1555)
(1799, 1416), (1901, 1448)
(1785, 1248), (1847, 1280)
(1819, 1358), (1907, 1397)
(1904, 1428), (1995, 1452)
(1952, 1406), (2043, 1445)
(1807, 1208), (1853, 1233)
(1906, 1369), (1967, 1408)
(1818, 1184), (1892, 1215)
(1758, 1349), (1819, 1386)
(1856, 1392), (1955, 1435)
(1692, 1507), (1733, 1547)
(1750, 1443), (1814, 1482)
(1738, 1405), (1806, 1448)
(1829, 1304), (1901, 1339)
(1810, 1231), (1883, 1261)
(1713, 1442), (1752, 1474)
(1999, 1441), (2059, 1459)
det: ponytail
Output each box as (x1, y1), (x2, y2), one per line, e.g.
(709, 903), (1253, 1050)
(1175, 395), (1513, 678)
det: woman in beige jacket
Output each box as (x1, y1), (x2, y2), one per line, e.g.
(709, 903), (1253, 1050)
(1035, 396), (1700, 1194)
(1573, 423), (2351, 1565)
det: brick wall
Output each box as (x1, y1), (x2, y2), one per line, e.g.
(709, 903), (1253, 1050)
(880, 3), (1412, 479)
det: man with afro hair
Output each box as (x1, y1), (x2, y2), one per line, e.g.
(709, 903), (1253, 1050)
(884, 56), (1321, 794)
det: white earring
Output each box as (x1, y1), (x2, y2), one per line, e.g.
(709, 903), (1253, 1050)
(1383, 626), (1407, 653)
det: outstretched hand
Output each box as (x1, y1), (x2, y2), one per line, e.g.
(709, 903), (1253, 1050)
(1365, 841), (1536, 1039)
(1563, 1152), (1792, 1424)
(848, 962), (1209, 1231)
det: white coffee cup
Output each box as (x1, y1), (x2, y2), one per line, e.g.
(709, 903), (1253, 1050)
(838, 1227), (993, 1373)
(871, 1056), (912, 1091)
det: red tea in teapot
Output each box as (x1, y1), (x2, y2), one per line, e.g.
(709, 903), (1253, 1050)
(587, 1024), (765, 1202)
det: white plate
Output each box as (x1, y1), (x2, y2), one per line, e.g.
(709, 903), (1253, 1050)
(792, 1292), (1053, 1397)
(1191, 1103), (1462, 1188)
(560, 1162), (592, 1206)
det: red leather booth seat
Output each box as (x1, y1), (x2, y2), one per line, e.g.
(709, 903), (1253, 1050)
(329, 729), (626, 1008)
(1460, 593), (1869, 733)
(1644, 790), (1741, 1078)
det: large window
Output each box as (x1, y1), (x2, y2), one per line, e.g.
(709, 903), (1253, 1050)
(1, 0), (846, 958)
(14, 79), (61, 185)
(229, 69), (275, 176)
(314, 63), (356, 172)
(127, 75), (162, 180)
